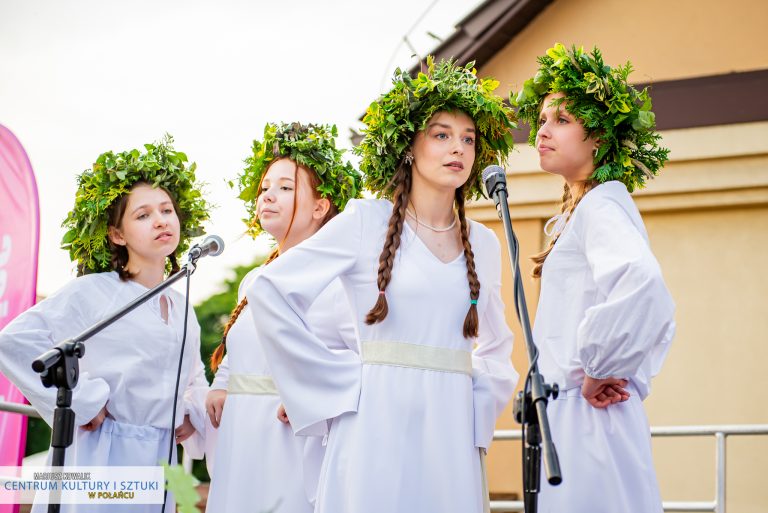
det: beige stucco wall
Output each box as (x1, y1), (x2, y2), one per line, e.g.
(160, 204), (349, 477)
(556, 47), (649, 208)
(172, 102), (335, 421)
(480, 0), (768, 93)
(451, 1), (768, 508)
(472, 118), (768, 510)
(466, 1), (768, 509)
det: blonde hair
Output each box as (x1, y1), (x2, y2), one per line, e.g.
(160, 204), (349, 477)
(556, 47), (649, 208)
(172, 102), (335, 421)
(531, 180), (597, 278)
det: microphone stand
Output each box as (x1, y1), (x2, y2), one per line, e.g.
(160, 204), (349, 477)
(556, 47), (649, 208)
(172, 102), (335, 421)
(32, 260), (198, 513)
(486, 172), (562, 512)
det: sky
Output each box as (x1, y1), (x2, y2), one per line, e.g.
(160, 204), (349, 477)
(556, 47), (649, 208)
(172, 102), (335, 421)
(0, 0), (486, 303)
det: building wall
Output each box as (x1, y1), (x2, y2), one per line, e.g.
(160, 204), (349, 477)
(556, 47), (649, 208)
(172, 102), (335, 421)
(481, 0), (768, 92)
(466, 2), (768, 509)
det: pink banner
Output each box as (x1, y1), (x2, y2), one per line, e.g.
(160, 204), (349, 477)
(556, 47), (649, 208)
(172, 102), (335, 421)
(0, 125), (40, 513)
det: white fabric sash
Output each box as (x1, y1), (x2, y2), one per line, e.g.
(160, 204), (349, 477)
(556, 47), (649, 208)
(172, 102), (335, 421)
(227, 374), (278, 395)
(361, 341), (487, 509)
(360, 341), (472, 375)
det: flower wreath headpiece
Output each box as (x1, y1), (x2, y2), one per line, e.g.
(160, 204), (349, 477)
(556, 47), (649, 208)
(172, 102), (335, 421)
(513, 43), (669, 191)
(235, 122), (362, 237)
(355, 56), (517, 200)
(62, 134), (210, 274)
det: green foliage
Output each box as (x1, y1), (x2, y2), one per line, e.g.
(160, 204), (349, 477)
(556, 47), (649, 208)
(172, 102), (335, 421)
(24, 416), (51, 456)
(355, 56), (517, 200)
(61, 134), (211, 273)
(235, 122), (363, 238)
(195, 256), (266, 383)
(162, 462), (201, 513)
(169, 457), (279, 513)
(512, 43), (670, 192)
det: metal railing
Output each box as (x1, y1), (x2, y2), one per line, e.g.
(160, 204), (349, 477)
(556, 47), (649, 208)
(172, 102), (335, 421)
(2, 401), (766, 512)
(0, 399), (40, 418)
(490, 424), (768, 512)
(0, 399), (193, 471)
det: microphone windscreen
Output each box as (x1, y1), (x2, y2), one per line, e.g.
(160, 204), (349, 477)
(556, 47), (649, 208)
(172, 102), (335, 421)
(482, 165), (506, 183)
(204, 235), (225, 257)
(482, 165), (507, 198)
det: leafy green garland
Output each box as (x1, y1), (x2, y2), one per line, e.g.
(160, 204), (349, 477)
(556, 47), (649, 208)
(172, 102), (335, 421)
(513, 43), (670, 191)
(234, 122), (362, 238)
(61, 134), (210, 274)
(355, 56), (517, 200)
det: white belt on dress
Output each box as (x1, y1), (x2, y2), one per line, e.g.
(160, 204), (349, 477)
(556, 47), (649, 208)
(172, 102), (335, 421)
(227, 374), (278, 395)
(360, 341), (472, 376)
(551, 386), (583, 399)
(360, 341), (485, 510)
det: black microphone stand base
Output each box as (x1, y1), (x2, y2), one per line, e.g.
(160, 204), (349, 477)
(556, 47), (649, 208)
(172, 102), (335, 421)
(31, 264), (196, 513)
(481, 172), (563, 512)
(39, 340), (84, 513)
(514, 383), (559, 513)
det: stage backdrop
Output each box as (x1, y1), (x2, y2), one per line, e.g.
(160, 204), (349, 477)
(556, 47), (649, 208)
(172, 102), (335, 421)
(0, 124), (40, 513)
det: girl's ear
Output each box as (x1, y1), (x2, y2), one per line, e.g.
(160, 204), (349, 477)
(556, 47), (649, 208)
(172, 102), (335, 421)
(312, 197), (331, 221)
(108, 226), (126, 247)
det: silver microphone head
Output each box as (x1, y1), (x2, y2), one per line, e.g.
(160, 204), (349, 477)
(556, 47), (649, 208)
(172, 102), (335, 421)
(482, 164), (506, 183)
(203, 235), (225, 257)
(482, 165), (507, 199)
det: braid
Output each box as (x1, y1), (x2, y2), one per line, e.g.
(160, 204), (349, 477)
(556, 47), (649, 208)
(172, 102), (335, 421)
(264, 248), (280, 265)
(569, 180), (597, 218)
(365, 162), (411, 325)
(531, 183), (570, 278)
(210, 297), (248, 372)
(455, 188), (480, 338)
(531, 180), (597, 278)
(209, 248), (280, 372)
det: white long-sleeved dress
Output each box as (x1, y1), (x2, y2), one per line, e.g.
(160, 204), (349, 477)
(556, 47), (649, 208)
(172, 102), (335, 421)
(246, 198), (519, 513)
(533, 181), (675, 513)
(0, 271), (209, 512)
(205, 268), (355, 513)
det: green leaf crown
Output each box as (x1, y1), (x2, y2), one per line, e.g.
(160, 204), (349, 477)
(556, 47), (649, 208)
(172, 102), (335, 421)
(355, 56), (517, 200)
(235, 122), (363, 238)
(513, 43), (670, 191)
(61, 134), (211, 274)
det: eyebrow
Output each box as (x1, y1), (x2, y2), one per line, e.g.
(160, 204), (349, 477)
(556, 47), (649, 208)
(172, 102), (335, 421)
(131, 201), (173, 215)
(427, 122), (476, 132)
(261, 177), (296, 186)
(540, 106), (572, 118)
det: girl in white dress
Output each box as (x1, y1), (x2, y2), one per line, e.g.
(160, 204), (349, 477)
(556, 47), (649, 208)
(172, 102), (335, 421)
(203, 122), (361, 513)
(513, 43), (675, 512)
(247, 58), (519, 513)
(0, 136), (211, 512)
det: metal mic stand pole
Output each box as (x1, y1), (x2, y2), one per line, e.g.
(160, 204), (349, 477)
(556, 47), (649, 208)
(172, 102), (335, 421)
(492, 184), (562, 512)
(32, 262), (197, 513)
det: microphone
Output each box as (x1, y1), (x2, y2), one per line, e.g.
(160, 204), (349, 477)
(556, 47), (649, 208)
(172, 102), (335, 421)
(481, 163), (563, 494)
(186, 235), (225, 263)
(482, 164), (508, 212)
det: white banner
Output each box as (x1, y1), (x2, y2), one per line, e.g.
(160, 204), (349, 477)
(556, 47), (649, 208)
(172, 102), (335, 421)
(0, 466), (164, 505)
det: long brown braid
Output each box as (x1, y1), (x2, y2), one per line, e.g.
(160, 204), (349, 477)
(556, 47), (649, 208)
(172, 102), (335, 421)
(209, 249), (279, 372)
(531, 179), (597, 278)
(365, 162), (411, 325)
(209, 159), (338, 372)
(365, 164), (481, 339)
(455, 186), (480, 338)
